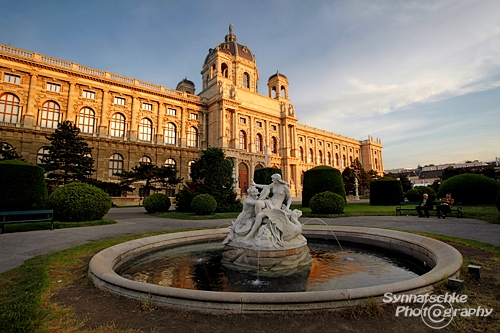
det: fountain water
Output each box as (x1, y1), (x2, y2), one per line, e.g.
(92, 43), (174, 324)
(89, 175), (463, 313)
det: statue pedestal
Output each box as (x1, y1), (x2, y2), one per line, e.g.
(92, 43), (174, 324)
(222, 244), (312, 274)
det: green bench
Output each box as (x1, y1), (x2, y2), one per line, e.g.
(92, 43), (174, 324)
(395, 202), (463, 218)
(0, 209), (54, 234)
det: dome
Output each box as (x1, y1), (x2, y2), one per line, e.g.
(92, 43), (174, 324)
(204, 24), (255, 65)
(176, 77), (195, 94)
(269, 71), (288, 81)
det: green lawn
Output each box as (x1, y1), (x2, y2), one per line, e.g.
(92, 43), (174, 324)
(154, 202), (500, 224)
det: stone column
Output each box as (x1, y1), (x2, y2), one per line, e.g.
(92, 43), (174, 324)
(129, 96), (139, 141)
(24, 73), (38, 127)
(99, 89), (109, 136)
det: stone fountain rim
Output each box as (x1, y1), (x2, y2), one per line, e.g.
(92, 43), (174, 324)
(88, 226), (463, 313)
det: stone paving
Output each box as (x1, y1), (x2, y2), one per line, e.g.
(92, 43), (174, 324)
(0, 206), (498, 274)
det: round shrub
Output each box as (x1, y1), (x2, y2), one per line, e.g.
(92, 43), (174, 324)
(191, 193), (217, 215)
(405, 186), (436, 202)
(143, 193), (171, 213)
(302, 166), (346, 207)
(370, 178), (404, 205)
(437, 174), (500, 205)
(48, 182), (112, 222)
(0, 160), (48, 211)
(309, 191), (345, 214)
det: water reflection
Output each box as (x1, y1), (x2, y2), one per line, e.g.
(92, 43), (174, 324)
(118, 240), (429, 293)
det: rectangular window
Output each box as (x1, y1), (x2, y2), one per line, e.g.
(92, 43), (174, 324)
(4, 73), (21, 84)
(46, 82), (61, 92)
(256, 121), (262, 127)
(189, 113), (198, 120)
(239, 117), (246, 124)
(114, 97), (126, 105)
(83, 90), (95, 99)
(271, 125), (277, 131)
(142, 102), (153, 111)
(167, 108), (176, 116)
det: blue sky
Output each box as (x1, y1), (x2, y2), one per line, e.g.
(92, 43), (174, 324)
(1, 0), (499, 169)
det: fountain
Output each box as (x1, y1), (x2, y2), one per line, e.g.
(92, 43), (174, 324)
(89, 174), (463, 313)
(221, 175), (312, 273)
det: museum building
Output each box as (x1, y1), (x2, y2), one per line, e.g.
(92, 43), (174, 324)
(0, 27), (383, 199)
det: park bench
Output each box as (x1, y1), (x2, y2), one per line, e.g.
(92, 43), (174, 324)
(0, 209), (54, 234)
(395, 202), (463, 218)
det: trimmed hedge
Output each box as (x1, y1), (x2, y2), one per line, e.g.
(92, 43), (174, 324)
(191, 193), (217, 215)
(302, 166), (346, 207)
(253, 167), (282, 186)
(309, 191), (345, 214)
(0, 160), (48, 211)
(48, 182), (112, 222)
(143, 193), (171, 213)
(370, 178), (404, 205)
(405, 186), (436, 202)
(437, 174), (500, 205)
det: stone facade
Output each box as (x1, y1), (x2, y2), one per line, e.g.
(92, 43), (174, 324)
(0, 28), (383, 198)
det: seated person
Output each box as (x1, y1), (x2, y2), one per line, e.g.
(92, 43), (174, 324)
(436, 193), (454, 219)
(415, 193), (433, 218)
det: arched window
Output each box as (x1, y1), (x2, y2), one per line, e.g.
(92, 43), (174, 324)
(239, 130), (247, 150)
(374, 158), (379, 171)
(281, 86), (286, 98)
(349, 156), (353, 166)
(327, 152), (332, 165)
(309, 148), (314, 163)
(165, 158), (176, 168)
(319, 150), (323, 164)
(210, 64), (215, 78)
(39, 101), (60, 128)
(221, 63), (228, 78)
(299, 146), (304, 162)
(255, 164), (263, 171)
(271, 137), (278, 154)
(139, 118), (153, 141)
(335, 153), (339, 167)
(139, 156), (151, 165)
(109, 153), (124, 176)
(188, 160), (195, 180)
(36, 147), (50, 165)
(0, 93), (20, 123)
(187, 127), (198, 147)
(342, 155), (346, 169)
(272, 86), (277, 98)
(110, 113), (126, 137)
(243, 72), (250, 88)
(255, 133), (262, 152)
(164, 122), (176, 145)
(78, 107), (95, 134)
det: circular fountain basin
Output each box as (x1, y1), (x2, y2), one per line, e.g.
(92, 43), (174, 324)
(89, 226), (462, 313)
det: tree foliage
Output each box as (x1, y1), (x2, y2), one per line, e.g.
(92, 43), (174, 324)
(115, 163), (181, 197)
(0, 142), (23, 161)
(175, 147), (241, 212)
(342, 160), (377, 197)
(302, 166), (345, 207)
(39, 121), (95, 187)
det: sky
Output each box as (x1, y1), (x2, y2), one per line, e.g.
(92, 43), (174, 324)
(1, 0), (499, 170)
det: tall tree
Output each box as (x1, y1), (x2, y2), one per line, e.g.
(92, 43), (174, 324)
(116, 163), (182, 197)
(176, 147), (241, 212)
(40, 120), (95, 187)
